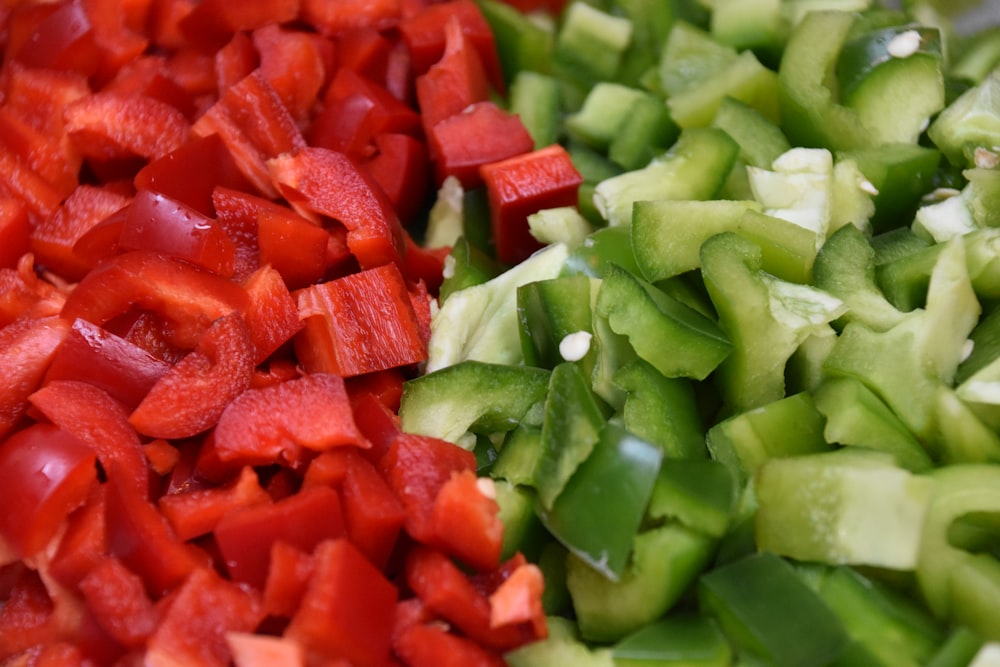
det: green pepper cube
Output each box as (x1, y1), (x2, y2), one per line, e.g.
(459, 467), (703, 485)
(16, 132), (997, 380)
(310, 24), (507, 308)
(710, 0), (785, 64)
(565, 82), (653, 150)
(517, 274), (596, 374)
(508, 70), (562, 150)
(553, 2), (633, 86)
(712, 96), (791, 170)
(505, 617), (616, 667)
(611, 614), (732, 667)
(493, 479), (547, 561)
(667, 49), (780, 129)
(596, 263), (733, 381)
(537, 421), (663, 581)
(699, 552), (851, 667)
(658, 21), (739, 98)
(564, 225), (641, 279)
(927, 68), (1000, 168)
(566, 522), (715, 643)
(492, 422), (543, 488)
(478, 0), (554, 84)
(755, 448), (934, 570)
(648, 458), (736, 538)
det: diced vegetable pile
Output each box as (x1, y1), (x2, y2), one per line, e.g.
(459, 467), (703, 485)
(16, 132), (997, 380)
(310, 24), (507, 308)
(2, 0), (1000, 665)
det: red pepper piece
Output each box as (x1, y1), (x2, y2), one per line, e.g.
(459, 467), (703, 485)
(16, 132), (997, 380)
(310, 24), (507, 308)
(158, 465), (271, 541)
(0, 107), (81, 200)
(0, 199), (31, 270)
(48, 484), (107, 589)
(29, 379), (151, 497)
(102, 55), (195, 120)
(302, 448), (355, 489)
(213, 373), (367, 469)
(350, 391), (403, 463)
(253, 23), (327, 128)
(77, 556), (157, 650)
(362, 132), (430, 227)
(346, 368), (406, 414)
(302, 0), (402, 36)
(80, 0), (150, 86)
(211, 185), (265, 281)
(134, 133), (252, 218)
(118, 189), (237, 277)
(226, 633), (308, 667)
(2, 62), (90, 139)
(341, 448), (407, 568)
(215, 31), (259, 97)
(31, 184), (131, 282)
(379, 433), (476, 544)
(0, 255), (67, 327)
(336, 27), (392, 84)
(192, 69), (307, 198)
(262, 541), (316, 619)
(64, 91), (192, 163)
(145, 567), (263, 667)
(0, 145), (64, 222)
(428, 101), (534, 189)
(269, 146), (407, 269)
(400, 0), (505, 94)
(0, 566), (64, 659)
(142, 438), (179, 476)
(284, 538), (399, 666)
(257, 203), (331, 290)
(415, 15), (491, 134)
(480, 144), (585, 264)
(12, 0), (101, 77)
(242, 264), (303, 363)
(430, 470), (503, 572)
(129, 311), (255, 439)
(178, 0), (301, 53)
(487, 562), (547, 640)
(394, 622), (506, 667)
(103, 464), (209, 596)
(214, 485), (346, 589)
(0, 423), (96, 558)
(0, 315), (71, 439)
(60, 250), (249, 350)
(42, 318), (170, 410)
(295, 263), (427, 377)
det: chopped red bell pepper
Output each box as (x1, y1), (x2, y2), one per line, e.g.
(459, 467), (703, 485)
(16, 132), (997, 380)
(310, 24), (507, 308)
(0, 199), (31, 270)
(253, 23), (328, 128)
(77, 556), (158, 650)
(242, 264), (304, 363)
(82, 0), (152, 87)
(262, 541), (316, 619)
(430, 470), (504, 572)
(47, 484), (108, 590)
(0, 144), (65, 222)
(336, 27), (392, 84)
(158, 465), (271, 541)
(11, 0), (101, 77)
(350, 391), (403, 463)
(480, 143), (584, 264)
(394, 621), (506, 667)
(268, 146), (407, 269)
(340, 448), (408, 568)
(256, 203), (332, 290)
(284, 538), (399, 666)
(0, 106), (81, 199)
(415, 15), (491, 134)
(0, 315), (71, 439)
(178, 0), (301, 53)
(227, 632), (308, 667)
(488, 562), (547, 639)
(214, 31), (258, 97)
(301, 0), (402, 37)
(103, 54), (197, 119)
(295, 262), (427, 377)
(362, 132), (431, 226)
(0, 565), (65, 659)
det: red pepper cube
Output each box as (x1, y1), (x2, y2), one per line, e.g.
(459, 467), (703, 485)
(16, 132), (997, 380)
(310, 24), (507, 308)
(0, 107), (81, 199)
(394, 623), (506, 667)
(336, 26), (392, 84)
(415, 16), (491, 134)
(301, 0), (402, 37)
(12, 0), (101, 77)
(361, 133), (430, 227)
(295, 263), (427, 377)
(285, 538), (399, 666)
(0, 199), (31, 270)
(178, 0), (301, 53)
(0, 316), (71, 440)
(242, 264), (304, 364)
(158, 465), (271, 541)
(0, 147), (65, 222)
(269, 146), (406, 269)
(480, 144), (585, 264)
(214, 486), (346, 590)
(431, 470), (504, 572)
(427, 101), (534, 189)
(262, 541), (316, 619)
(78, 556), (158, 650)
(0, 423), (97, 558)
(253, 23), (328, 127)
(340, 449), (407, 569)
(103, 55), (196, 119)
(48, 484), (107, 590)
(256, 204), (331, 291)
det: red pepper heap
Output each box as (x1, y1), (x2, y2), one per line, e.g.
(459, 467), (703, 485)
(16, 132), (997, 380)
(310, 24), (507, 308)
(0, 0), (577, 664)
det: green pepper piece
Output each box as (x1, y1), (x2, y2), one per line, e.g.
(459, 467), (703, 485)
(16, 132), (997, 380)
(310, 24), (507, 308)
(614, 359), (707, 459)
(755, 449), (934, 570)
(700, 232), (845, 412)
(918, 465), (1000, 641)
(535, 362), (607, 509)
(565, 225), (641, 278)
(552, 2), (633, 87)
(608, 92), (679, 171)
(477, 0), (554, 84)
(439, 236), (503, 303)
(778, 10), (870, 151)
(951, 26), (1000, 84)
(706, 391), (832, 488)
(814, 376), (933, 472)
(925, 626), (986, 667)
(536, 420), (662, 581)
(927, 68), (1000, 168)
(658, 20), (739, 98)
(566, 522), (715, 642)
(492, 422), (543, 488)
(957, 305), (1000, 385)
(508, 70), (562, 150)
(517, 274), (596, 374)
(698, 552), (852, 667)
(398, 360), (550, 446)
(839, 143), (941, 233)
(614, 0), (675, 88)
(611, 614), (732, 667)
(565, 82), (654, 151)
(596, 263), (733, 381)
(667, 49), (780, 129)
(648, 458), (735, 538)
(711, 96), (791, 170)
(964, 167), (1000, 228)
(493, 478), (547, 561)
(505, 617), (616, 667)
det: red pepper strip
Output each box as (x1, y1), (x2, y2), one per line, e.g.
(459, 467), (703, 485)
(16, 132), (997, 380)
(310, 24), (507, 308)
(379, 432), (476, 544)
(350, 391), (403, 464)
(301, 0), (402, 37)
(0, 107), (80, 199)
(158, 465), (271, 541)
(119, 188), (237, 277)
(133, 133), (251, 218)
(284, 538), (399, 667)
(214, 486), (345, 590)
(295, 263), (427, 377)
(480, 143), (585, 264)
(77, 556), (157, 650)
(145, 567), (263, 667)
(242, 264), (304, 364)
(253, 23), (329, 128)
(192, 69), (307, 198)
(430, 470), (504, 572)
(262, 541), (316, 619)
(42, 318), (170, 411)
(0, 315), (71, 439)
(362, 132), (430, 227)
(395, 622), (507, 667)
(31, 184), (131, 281)
(427, 100), (535, 189)
(268, 146), (407, 269)
(256, 203), (332, 290)
(346, 368), (407, 414)
(29, 379), (151, 497)
(0, 422), (97, 558)
(60, 250), (249, 350)
(104, 465), (209, 596)
(415, 15), (491, 134)
(63, 92), (192, 163)
(0, 199), (30, 270)
(399, 0), (505, 94)
(212, 373), (368, 469)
